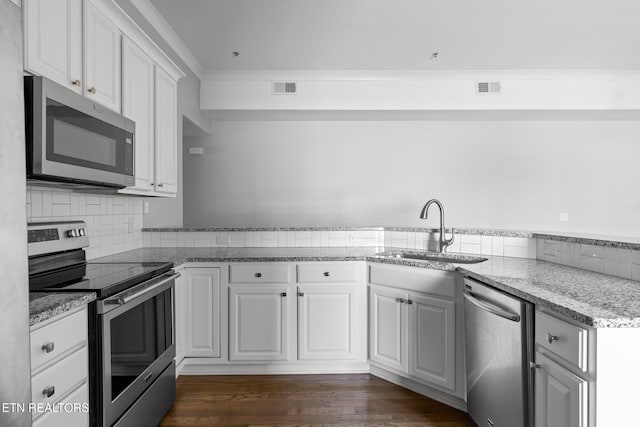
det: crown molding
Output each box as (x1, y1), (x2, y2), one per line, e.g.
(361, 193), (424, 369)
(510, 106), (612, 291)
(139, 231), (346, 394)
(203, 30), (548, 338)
(125, 0), (205, 79)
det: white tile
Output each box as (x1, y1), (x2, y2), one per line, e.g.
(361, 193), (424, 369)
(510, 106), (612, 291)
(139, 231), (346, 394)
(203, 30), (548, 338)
(77, 194), (87, 215)
(176, 232), (186, 248)
(229, 232), (245, 247)
(312, 231), (322, 247)
(42, 191), (52, 217)
(51, 192), (70, 204)
(504, 246), (529, 258)
(86, 203), (100, 216)
(460, 234), (482, 245)
(406, 232), (416, 249)
(527, 238), (537, 259)
(492, 236), (504, 257)
(296, 231), (312, 247)
(320, 231), (329, 247)
(328, 231), (346, 247)
(535, 239), (544, 260)
(244, 232), (254, 247)
(617, 249), (632, 279)
(561, 242), (572, 266)
(194, 232), (213, 247)
(378, 231), (385, 247)
(632, 250), (640, 265)
(632, 264), (640, 281)
(215, 232), (230, 245)
(278, 232), (287, 247)
(570, 243), (581, 268)
(390, 231), (407, 248)
(414, 233), (425, 250)
(481, 236), (492, 255)
(69, 194), (79, 216)
(580, 256), (604, 274)
(362, 230), (379, 240)
(604, 247), (617, 276)
(31, 190), (43, 217)
(261, 232), (278, 248)
(286, 232), (296, 247)
(185, 232), (195, 247)
(460, 243), (481, 255)
(150, 232), (161, 247)
(160, 232), (177, 247)
(504, 237), (528, 247)
(252, 232), (262, 247)
(580, 244), (604, 258)
(52, 203), (71, 216)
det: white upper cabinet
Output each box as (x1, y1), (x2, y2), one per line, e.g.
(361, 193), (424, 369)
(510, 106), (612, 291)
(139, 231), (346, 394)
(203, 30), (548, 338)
(121, 36), (155, 191)
(84, 0), (121, 113)
(154, 66), (178, 195)
(23, 0), (83, 94)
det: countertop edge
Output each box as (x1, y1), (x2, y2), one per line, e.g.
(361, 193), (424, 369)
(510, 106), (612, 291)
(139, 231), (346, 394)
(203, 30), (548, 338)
(29, 292), (96, 328)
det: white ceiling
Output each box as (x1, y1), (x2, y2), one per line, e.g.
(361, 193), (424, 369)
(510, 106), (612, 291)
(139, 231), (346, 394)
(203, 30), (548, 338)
(150, 0), (640, 71)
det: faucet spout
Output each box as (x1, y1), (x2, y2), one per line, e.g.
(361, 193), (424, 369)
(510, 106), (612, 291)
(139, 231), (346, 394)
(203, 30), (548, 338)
(419, 199), (454, 253)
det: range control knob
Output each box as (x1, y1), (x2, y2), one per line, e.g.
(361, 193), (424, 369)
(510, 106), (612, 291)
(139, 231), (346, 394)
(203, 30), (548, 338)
(78, 228), (87, 237)
(66, 229), (79, 238)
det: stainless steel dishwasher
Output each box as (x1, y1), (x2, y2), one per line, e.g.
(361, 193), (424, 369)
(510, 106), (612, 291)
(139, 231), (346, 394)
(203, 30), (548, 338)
(464, 277), (534, 427)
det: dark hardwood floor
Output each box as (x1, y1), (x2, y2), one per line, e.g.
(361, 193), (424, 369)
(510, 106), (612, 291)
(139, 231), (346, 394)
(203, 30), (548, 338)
(159, 374), (468, 427)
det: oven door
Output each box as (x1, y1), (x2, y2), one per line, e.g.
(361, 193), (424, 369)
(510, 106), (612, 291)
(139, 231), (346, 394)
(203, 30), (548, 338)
(97, 272), (178, 427)
(26, 76), (135, 188)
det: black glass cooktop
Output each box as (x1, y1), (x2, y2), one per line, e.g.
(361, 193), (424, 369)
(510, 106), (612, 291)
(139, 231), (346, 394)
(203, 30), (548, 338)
(30, 261), (173, 298)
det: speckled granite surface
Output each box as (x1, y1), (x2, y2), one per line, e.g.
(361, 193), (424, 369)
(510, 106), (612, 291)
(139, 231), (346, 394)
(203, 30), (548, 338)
(142, 226), (384, 232)
(29, 292), (96, 327)
(373, 251), (640, 328)
(92, 246), (382, 264)
(534, 232), (640, 251)
(94, 246), (640, 328)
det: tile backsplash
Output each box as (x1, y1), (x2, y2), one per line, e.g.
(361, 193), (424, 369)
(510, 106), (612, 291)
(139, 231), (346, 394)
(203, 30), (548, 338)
(27, 186), (144, 259)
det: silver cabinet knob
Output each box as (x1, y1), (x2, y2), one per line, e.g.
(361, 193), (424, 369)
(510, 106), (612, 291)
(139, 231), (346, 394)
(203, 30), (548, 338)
(280, 292), (287, 297)
(530, 361), (541, 369)
(323, 271), (330, 277)
(41, 342), (55, 353)
(88, 87), (97, 94)
(255, 272), (262, 278)
(42, 386), (55, 398)
(158, 183), (164, 188)
(66, 229), (78, 238)
(298, 291), (304, 297)
(78, 228), (87, 236)
(395, 298), (405, 304)
(72, 79), (81, 86)
(406, 299), (414, 305)
(547, 333), (559, 344)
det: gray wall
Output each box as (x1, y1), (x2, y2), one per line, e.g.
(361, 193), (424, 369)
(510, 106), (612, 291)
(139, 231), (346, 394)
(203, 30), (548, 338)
(0, 0), (31, 425)
(184, 119), (640, 237)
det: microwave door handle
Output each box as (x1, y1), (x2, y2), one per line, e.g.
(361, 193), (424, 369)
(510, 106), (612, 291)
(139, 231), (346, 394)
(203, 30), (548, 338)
(464, 291), (521, 322)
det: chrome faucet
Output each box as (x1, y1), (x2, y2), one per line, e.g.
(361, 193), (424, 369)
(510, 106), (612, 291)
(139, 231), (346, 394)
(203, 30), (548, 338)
(419, 199), (454, 253)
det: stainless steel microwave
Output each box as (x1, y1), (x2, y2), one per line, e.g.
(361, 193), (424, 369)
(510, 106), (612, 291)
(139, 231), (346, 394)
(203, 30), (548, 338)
(24, 76), (135, 188)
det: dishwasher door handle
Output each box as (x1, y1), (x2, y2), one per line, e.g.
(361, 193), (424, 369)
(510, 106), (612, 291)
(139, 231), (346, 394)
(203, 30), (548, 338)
(464, 291), (521, 322)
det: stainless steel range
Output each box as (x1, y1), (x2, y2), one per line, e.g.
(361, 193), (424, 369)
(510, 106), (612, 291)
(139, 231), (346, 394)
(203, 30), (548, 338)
(28, 221), (178, 427)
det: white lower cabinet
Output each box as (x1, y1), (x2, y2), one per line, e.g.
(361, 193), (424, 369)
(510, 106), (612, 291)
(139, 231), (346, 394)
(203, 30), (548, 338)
(184, 267), (221, 358)
(368, 263), (462, 400)
(32, 383), (89, 427)
(408, 293), (456, 392)
(229, 285), (293, 361)
(535, 352), (588, 427)
(297, 284), (358, 360)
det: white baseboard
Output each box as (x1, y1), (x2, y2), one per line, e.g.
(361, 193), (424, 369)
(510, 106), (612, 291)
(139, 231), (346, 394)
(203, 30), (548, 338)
(179, 359), (370, 375)
(369, 364), (467, 412)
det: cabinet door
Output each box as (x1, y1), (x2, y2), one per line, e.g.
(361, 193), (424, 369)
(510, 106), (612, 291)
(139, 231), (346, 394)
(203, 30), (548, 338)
(369, 285), (407, 373)
(154, 66), (178, 194)
(23, 0), (83, 94)
(297, 285), (356, 360)
(184, 268), (221, 358)
(32, 383), (88, 427)
(84, 1), (121, 112)
(229, 286), (291, 361)
(408, 293), (456, 392)
(535, 352), (589, 427)
(121, 36), (155, 191)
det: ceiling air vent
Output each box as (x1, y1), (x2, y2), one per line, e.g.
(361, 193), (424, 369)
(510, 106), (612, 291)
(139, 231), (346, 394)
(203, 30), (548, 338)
(476, 81), (501, 95)
(272, 81), (297, 95)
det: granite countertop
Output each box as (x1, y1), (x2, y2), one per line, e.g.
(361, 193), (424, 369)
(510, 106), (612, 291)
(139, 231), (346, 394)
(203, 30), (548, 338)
(93, 246), (382, 264)
(29, 292), (96, 327)
(92, 246), (640, 328)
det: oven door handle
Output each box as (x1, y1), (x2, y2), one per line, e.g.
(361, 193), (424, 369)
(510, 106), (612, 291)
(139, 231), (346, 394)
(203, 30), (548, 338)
(106, 272), (180, 308)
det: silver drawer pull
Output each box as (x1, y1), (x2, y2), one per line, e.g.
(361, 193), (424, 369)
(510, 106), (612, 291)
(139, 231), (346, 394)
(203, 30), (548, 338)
(323, 272), (330, 277)
(406, 299), (414, 305)
(144, 372), (153, 382)
(41, 342), (55, 353)
(72, 79), (81, 86)
(42, 386), (55, 398)
(298, 291), (304, 297)
(88, 87), (96, 94)
(530, 361), (541, 369)
(280, 292), (287, 297)
(255, 273), (262, 278)
(547, 333), (559, 344)
(395, 298), (405, 304)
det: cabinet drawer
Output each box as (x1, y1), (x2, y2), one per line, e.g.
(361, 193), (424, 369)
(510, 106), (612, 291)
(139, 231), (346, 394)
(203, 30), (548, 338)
(369, 263), (456, 299)
(536, 311), (589, 372)
(32, 383), (89, 426)
(229, 263), (290, 283)
(31, 346), (88, 410)
(297, 262), (358, 283)
(31, 308), (87, 372)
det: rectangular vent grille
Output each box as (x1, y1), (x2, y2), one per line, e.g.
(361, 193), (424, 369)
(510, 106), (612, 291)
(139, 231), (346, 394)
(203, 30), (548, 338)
(477, 81), (501, 94)
(272, 81), (297, 94)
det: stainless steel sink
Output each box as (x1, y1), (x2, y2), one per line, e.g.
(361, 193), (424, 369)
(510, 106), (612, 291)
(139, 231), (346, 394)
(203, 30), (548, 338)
(384, 252), (488, 264)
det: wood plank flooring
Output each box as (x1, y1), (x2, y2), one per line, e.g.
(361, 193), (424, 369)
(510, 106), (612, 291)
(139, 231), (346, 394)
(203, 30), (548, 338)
(159, 374), (469, 427)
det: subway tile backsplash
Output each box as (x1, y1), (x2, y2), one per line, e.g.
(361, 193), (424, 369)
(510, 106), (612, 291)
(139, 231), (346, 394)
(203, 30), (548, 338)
(27, 187), (144, 259)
